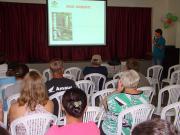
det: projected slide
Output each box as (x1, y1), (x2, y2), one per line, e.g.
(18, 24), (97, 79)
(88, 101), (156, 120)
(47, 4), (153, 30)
(48, 0), (106, 46)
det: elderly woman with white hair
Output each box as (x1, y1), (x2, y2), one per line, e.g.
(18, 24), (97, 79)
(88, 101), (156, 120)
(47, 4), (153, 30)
(101, 70), (148, 135)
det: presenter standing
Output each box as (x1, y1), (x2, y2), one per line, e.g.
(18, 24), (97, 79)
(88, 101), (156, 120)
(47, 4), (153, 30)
(152, 28), (166, 65)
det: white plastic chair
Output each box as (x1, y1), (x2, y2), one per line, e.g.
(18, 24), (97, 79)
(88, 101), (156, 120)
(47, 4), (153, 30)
(0, 64), (7, 76)
(64, 67), (82, 81)
(156, 85), (180, 115)
(75, 80), (95, 104)
(113, 72), (123, 80)
(137, 86), (155, 103)
(49, 91), (65, 125)
(91, 88), (115, 106)
(42, 68), (52, 82)
(117, 104), (155, 135)
(105, 79), (119, 89)
(4, 93), (20, 128)
(161, 64), (180, 87)
(169, 70), (180, 85)
(146, 65), (163, 92)
(29, 68), (40, 72)
(83, 106), (104, 128)
(63, 73), (76, 81)
(84, 73), (106, 92)
(10, 113), (57, 135)
(161, 102), (180, 132)
(64, 106), (104, 128)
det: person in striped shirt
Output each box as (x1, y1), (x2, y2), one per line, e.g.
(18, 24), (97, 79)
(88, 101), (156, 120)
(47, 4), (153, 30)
(102, 70), (148, 135)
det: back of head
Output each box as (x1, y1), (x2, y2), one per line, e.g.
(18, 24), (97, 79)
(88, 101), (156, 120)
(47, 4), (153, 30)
(126, 58), (139, 71)
(49, 58), (64, 75)
(62, 88), (87, 118)
(18, 71), (48, 111)
(0, 126), (10, 135)
(91, 54), (102, 66)
(120, 69), (140, 88)
(14, 63), (29, 79)
(132, 119), (178, 135)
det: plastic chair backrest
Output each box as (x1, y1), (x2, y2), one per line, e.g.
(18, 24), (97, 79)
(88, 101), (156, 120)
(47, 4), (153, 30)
(147, 65), (163, 81)
(3, 93), (20, 128)
(0, 64), (7, 76)
(117, 104), (155, 135)
(91, 88), (115, 106)
(113, 72), (123, 80)
(64, 67), (82, 81)
(49, 91), (65, 120)
(170, 70), (180, 85)
(167, 64), (180, 80)
(156, 85), (180, 114)
(76, 80), (95, 104)
(105, 79), (119, 89)
(10, 113), (57, 135)
(137, 86), (155, 103)
(42, 69), (52, 82)
(84, 73), (106, 92)
(83, 106), (104, 128)
(161, 102), (180, 132)
(63, 73), (76, 81)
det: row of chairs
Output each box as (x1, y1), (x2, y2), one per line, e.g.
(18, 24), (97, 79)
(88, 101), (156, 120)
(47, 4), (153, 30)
(9, 101), (180, 135)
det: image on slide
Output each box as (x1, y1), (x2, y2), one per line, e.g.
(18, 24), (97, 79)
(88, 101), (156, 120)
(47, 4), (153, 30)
(52, 12), (72, 41)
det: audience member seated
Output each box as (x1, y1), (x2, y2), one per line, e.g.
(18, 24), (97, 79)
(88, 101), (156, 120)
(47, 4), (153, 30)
(4, 63), (29, 99)
(45, 58), (76, 116)
(126, 58), (150, 87)
(83, 54), (108, 77)
(9, 71), (54, 134)
(132, 119), (178, 135)
(102, 70), (148, 135)
(46, 88), (100, 135)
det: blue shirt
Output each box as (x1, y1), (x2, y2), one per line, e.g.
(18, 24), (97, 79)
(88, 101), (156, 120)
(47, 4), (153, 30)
(153, 36), (166, 59)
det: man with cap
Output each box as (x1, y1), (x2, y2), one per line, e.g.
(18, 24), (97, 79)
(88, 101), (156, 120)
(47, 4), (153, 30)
(83, 54), (108, 77)
(46, 58), (76, 116)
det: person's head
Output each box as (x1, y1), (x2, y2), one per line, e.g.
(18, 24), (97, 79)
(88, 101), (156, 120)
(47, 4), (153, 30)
(155, 28), (163, 37)
(126, 58), (139, 72)
(132, 119), (178, 135)
(14, 64), (29, 79)
(6, 62), (19, 76)
(119, 69), (140, 89)
(49, 58), (64, 75)
(62, 88), (87, 119)
(18, 71), (48, 111)
(0, 126), (10, 135)
(91, 54), (102, 66)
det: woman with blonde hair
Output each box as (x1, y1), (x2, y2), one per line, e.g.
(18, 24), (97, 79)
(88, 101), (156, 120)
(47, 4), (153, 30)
(9, 71), (54, 133)
(102, 70), (148, 135)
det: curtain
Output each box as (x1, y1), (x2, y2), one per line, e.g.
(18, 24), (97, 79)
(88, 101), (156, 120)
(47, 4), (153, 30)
(0, 2), (152, 63)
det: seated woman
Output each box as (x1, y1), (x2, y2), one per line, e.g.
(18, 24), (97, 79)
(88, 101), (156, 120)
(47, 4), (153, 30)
(9, 71), (54, 133)
(102, 70), (148, 135)
(83, 54), (108, 77)
(46, 88), (100, 135)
